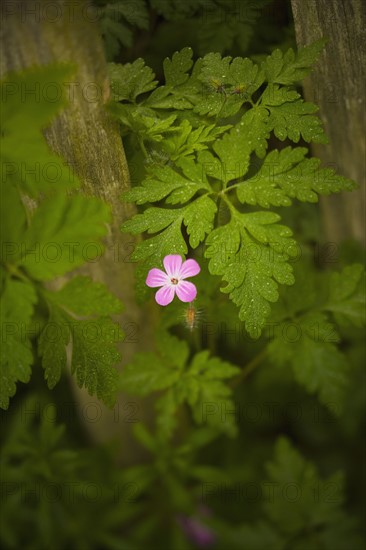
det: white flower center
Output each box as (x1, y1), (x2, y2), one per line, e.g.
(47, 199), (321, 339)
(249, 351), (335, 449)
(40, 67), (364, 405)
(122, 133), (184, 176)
(171, 277), (179, 285)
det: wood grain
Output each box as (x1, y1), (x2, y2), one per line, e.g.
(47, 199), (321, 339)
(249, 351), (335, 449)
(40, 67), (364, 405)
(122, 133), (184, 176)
(291, 0), (365, 245)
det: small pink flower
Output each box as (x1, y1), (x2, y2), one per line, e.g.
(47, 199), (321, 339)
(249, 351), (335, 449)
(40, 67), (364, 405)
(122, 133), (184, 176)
(177, 511), (215, 548)
(146, 254), (200, 306)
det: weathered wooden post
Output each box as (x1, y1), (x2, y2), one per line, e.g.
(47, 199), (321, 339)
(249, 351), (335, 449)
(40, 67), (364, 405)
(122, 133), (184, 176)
(291, 0), (365, 246)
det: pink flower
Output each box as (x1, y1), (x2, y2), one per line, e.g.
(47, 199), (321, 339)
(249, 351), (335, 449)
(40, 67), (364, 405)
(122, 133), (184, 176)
(177, 510), (216, 548)
(146, 254), (200, 306)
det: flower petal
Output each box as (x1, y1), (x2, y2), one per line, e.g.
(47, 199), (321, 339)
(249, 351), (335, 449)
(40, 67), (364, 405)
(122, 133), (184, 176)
(163, 255), (182, 278)
(179, 258), (201, 279)
(176, 281), (197, 302)
(155, 285), (176, 306)
(146, 268), (169, 288)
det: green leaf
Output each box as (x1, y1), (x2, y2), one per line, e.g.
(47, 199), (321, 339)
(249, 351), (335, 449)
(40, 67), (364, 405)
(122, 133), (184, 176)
(210, 436), (360, 549)
(144, 82), (197, 111)
(120, 353), (181, 396)
(162, 119), (232, 161)
(262, 39), (326, 85)
(236, 147), (356, 207)
(121, 206), (180, 235)
(51, 276), (123, 316)
(1, 64), (73, 133)
(122, 195), (216, 273)
(264, 437), (348, 536)
(268, 313), (349, 410)
(71, 318), (121, 406)
(183, 195), (217, 248)
(101, 18), (132, 57)
(120, 331), (187, 438)
(325, 264), (366, 327)
(155, 392), (180, 441)
(269, 260), (318, 321)
(122, 158), (211, 205)
(120, 331), (239, 438)
(212, 107), (270, 183)
(127, 221), (188, 273)
(100, 0), (150, 58)
(184, 350), (240, 435)
(120, 330), (187, 396)
(199, 52), (265, 96)
(39, 307), (122, 406)
(110, 102), (177, 142)
(0, 277), (37, 409)
(108, 59), (157, 101)
(39, 281), (123, 404)
(103, 0), (149, 29)
(143, 113), (178, 141)
(145, 49), (202, 111)
(193, 90), (238, 119)
(193, 52), (265, 117)
(260, 84), (328, 143)
(205, 211), (296, 337)
(196, 0), (270, 56)
(1, 64), (79, 197)
(155, 329), (190, 369)
(163, 47), (194, 86)
(0, 184), (27, 265)
(21, 194), (111, 280)
(38, 305), (68, 390)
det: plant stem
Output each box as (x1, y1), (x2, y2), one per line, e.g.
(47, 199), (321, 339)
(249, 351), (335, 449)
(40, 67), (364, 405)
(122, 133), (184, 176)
(230, 348), (268, 388)
(139, 137), (148, 157)
(5, 263), (30, 283)
(222, 181), (241, 194)
(190, 326), (201, 353)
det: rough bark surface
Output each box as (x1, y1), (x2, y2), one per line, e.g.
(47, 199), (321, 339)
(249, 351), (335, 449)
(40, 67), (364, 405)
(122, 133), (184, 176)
(1, 0), (154, 458)
(291, 0), (365, 245)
